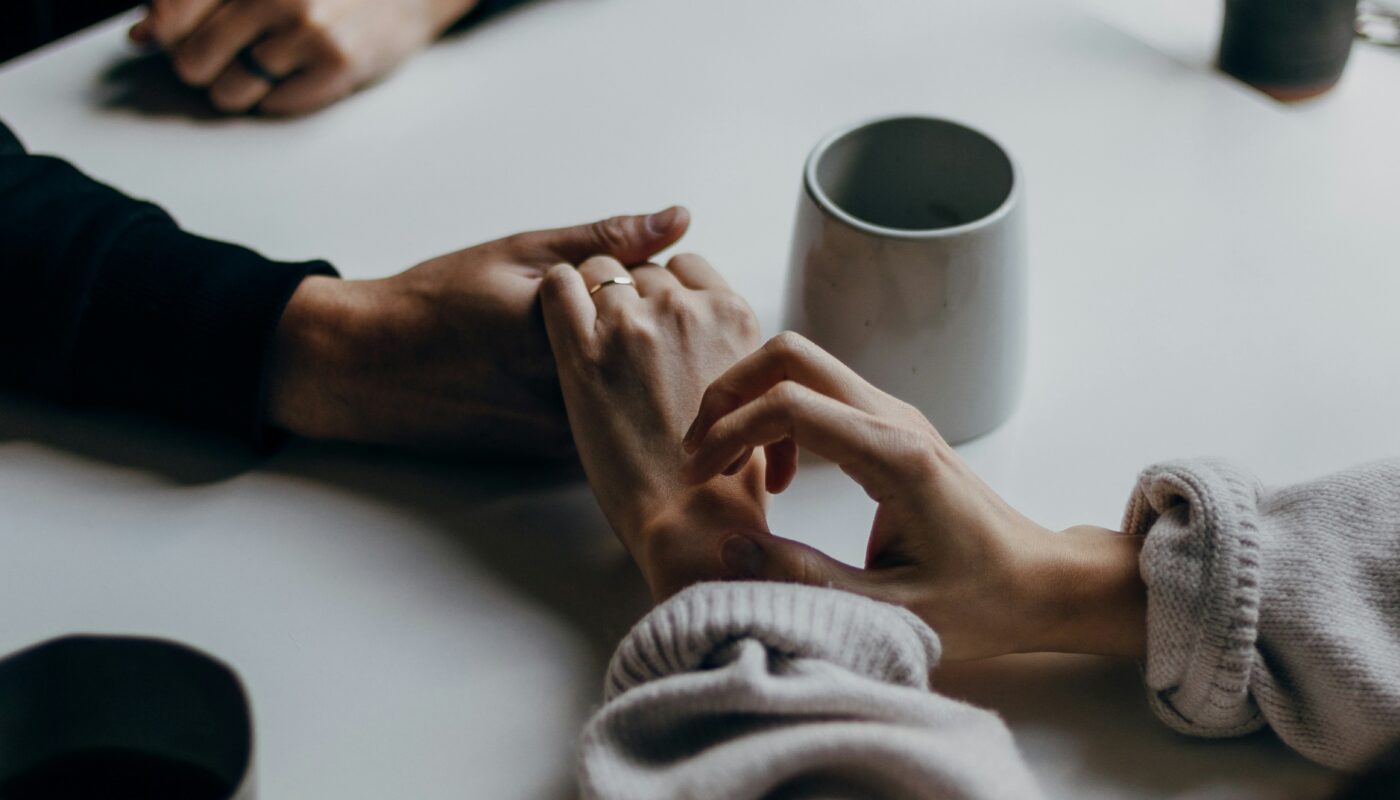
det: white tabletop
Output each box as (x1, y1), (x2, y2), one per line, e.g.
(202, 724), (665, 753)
(1, 1), (1397, 797)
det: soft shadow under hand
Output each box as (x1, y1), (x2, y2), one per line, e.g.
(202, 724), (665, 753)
(95, 52), (221, 120)
(0, 394), (259, 485)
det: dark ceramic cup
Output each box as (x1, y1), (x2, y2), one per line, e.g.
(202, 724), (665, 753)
(0, 636), (255, 800)
(1219, 0), (1360, 100)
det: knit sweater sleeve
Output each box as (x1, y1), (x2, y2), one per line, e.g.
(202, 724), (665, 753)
(579, 581), (1044, 800)
(1126, 458), (1400, 770)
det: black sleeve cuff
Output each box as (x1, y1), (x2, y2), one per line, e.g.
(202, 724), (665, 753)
(69, 217), (338, 448)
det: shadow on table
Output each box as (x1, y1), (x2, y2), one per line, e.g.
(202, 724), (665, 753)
(935, 653), (1340, 798)
(0, 395), (644, 800)
(95, 51), (220, 120)
(0, 393), (646, 651)
(91, 0), (548, 120)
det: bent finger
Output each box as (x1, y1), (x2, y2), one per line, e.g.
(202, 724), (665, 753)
(578, 255), (639, 315)
(665, 252), (729, 291)
(539, 264), (596, 356)
(258, 63), (354, 115)
(249, 25), (318, 79)
(764, 438), (799, 494)
(627, 264), (679, 297)
(147, 0), (222, 47)
(208, 62), (274, 113)
(684, 331), (883, 452)
(681, 382), (904, 496)
(172, 0), (277, 86)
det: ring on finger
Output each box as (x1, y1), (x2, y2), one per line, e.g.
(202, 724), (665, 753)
(238, 47), (282, 84)
(589, 276), (638, 297)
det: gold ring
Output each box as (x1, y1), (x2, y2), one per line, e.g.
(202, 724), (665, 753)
(589, 276), (638, 296)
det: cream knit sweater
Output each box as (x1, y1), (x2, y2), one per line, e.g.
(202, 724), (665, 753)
(579, 459), (1400, 799)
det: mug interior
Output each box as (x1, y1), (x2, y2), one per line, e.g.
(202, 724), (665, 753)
(812, 117), (1015, 233)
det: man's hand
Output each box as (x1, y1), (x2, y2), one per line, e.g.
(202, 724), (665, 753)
(130, 0), (479, 115)
(265, 207), (691, 455)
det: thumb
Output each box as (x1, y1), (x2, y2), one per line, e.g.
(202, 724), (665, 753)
(516, 206), (691, 266)
(721, 532), (872, 593)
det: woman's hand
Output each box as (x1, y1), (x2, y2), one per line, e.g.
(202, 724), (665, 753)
(266, 208), (690, 455)
(539, 253), (768, 601)
(131, 0), (479, 114)
(681, 332), (1147, 660)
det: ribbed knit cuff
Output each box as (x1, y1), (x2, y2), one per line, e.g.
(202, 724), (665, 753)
(72, 216), (337, 449)
(1124, 459), (1267, 738)
(605, 582), (941, 701)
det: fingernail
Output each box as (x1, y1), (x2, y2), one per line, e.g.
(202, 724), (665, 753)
(721, 536), (765, 578)
(646, 206), (679, 235)
(681, 419), (700, 452)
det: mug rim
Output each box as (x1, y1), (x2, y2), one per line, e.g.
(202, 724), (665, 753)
(803, 114), (1021, 240)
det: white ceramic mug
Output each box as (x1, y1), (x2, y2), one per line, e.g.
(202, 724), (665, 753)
(782, 115), (1026, 444)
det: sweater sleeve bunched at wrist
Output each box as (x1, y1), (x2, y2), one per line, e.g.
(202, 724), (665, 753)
(1126, 458), (1400, 770)
(581, 581), (1044, 800)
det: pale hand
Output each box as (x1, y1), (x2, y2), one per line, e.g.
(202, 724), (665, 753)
(539, 253), (767, 601)
(680, 332), (1147, 660)
(131, 0), (479, 114)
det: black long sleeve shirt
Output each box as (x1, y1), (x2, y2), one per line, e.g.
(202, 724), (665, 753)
(0, 120), (336, 444)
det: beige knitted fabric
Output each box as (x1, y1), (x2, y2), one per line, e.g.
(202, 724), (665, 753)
(579, 459), (1400, 798)
(1126, 458), (1400, 770)
(579, 581), (1043, 800)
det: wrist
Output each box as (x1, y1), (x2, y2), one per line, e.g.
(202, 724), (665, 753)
(633, 478), (770, 601)
(266, 275), (378, 439)
(1014, 526), (1147, 658)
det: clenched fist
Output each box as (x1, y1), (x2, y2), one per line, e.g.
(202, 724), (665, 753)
(131, 0), (480, 114)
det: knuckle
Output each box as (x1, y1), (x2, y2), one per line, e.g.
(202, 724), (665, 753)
(279, 0), (312, 19)
(539, 268), (573, 298)
(657, 289), (698, 319)
(579, 255), (622, 274)
(173, 52), (210, 85)
(668, 251), (704, 271)
(208, 87), (246, 113)
(319, 40), (352, 71)
(699, 384), (739, 418)
(499, 232), (533, 257)
(713, 291), (757, 324)
(886, 426), (939, 476)
(614, 313), (659, 343)
(768, 330), (810, 360)
(590, 216), (633, 255)
(766, 380), (806, 411)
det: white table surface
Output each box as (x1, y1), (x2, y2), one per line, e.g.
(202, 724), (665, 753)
(1, 1), (1397, 797)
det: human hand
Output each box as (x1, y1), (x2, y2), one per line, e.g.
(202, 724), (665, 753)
(130, 0), (478, 114)
(680, 332), (1147, 660)
(539, 253), (767, 601)
(266, 208), (690, 455)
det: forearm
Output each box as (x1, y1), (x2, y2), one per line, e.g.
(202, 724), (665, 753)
(0, 120), (335, 443)
(265, 275), (378, 440)
(1015, 526), (1147, 659)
